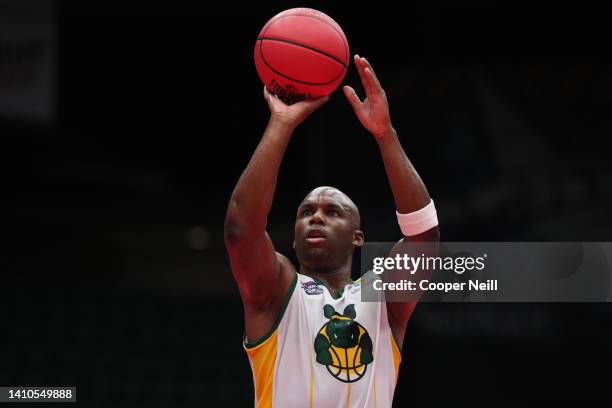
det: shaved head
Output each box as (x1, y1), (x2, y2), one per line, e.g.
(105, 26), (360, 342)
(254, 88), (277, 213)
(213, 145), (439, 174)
(302, 186), (361, 229)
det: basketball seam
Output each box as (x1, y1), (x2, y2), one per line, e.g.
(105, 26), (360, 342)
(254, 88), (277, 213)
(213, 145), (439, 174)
(257, 37), (346, 67)
(257, 39), (347, 86)
(261, 13), (349, 66)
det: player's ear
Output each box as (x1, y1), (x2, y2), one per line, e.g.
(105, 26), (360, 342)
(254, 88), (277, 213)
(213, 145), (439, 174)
(353, 230), (364, 247)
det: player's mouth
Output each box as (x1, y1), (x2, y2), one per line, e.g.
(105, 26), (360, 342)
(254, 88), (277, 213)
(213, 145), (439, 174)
(305, 228), (327, 244)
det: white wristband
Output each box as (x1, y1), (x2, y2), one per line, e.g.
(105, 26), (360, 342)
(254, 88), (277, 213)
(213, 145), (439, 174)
(396, 199), (438, 236)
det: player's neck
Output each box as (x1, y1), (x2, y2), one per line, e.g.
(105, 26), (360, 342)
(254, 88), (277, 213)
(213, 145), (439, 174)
(300, 263), (352, 297)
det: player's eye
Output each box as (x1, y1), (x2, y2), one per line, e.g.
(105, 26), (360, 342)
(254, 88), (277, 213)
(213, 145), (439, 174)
(328, 210), (339, 216)
(302, 209), (312, 216)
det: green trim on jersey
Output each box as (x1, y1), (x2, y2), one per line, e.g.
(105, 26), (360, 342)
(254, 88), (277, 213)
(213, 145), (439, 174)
(244, 273), (298, 349)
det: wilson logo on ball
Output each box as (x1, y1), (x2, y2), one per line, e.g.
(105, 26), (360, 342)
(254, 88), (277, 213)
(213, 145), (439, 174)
(268, 79), (311, 103)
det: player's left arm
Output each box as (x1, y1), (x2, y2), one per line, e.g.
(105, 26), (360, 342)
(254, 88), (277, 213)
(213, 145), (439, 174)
(344, 55), (440, 348)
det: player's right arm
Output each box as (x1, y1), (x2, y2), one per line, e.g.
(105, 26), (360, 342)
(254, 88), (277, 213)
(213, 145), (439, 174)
(224, 88), (328, 342)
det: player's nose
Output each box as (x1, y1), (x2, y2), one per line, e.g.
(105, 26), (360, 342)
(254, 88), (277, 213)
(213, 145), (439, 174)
(309, 209), (326, 225)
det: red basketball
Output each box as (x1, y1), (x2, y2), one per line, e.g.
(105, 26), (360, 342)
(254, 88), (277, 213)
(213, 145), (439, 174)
(254, 8), (350, 104)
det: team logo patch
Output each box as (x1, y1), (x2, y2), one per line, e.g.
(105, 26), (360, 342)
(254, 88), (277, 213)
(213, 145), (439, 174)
(301, 281), (324, 295)
(314, 304), (373, 383)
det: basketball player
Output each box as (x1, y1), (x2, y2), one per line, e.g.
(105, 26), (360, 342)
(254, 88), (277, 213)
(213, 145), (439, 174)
(224, 55), (439, 407)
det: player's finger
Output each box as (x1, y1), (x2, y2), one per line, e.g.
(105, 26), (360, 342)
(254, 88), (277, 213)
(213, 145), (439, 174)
(354, 56), (379, 100)
(361, 57), (382, 87)
(263, 86), (278, 109)
(310, 95), (330, 109)
(359, 61), (384, 98)
(354, 55), (369, 89)
(361, 68), (383, 101)
(363, 68), (384, 97)
(298, 94), (329, 112)
(343, 85), (362, 110)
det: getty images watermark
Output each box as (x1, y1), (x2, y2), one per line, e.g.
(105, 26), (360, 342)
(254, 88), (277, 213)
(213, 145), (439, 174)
(371, 251), (495, 293)
(360, 242), (612, 302)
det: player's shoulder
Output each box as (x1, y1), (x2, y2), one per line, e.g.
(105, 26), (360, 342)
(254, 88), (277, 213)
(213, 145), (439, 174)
(275, 252), (299, 289)
(275, 252), (296, 272)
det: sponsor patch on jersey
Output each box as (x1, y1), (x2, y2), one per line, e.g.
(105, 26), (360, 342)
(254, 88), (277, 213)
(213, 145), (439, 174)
(301, 281), (324, 295)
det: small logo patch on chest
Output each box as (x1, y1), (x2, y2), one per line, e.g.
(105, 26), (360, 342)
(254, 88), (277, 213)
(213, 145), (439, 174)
(301, 281), (324, 295)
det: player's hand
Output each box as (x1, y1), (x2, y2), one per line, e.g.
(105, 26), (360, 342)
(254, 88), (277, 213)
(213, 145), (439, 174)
(343, 55), (393, 138)
(264, 87), (329, 128)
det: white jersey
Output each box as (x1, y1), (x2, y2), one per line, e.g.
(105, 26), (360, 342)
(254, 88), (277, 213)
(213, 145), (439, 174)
(244, 272), (401, 407)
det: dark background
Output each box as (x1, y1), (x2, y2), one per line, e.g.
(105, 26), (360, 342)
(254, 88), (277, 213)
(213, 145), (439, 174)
(3, 1), (612, 406)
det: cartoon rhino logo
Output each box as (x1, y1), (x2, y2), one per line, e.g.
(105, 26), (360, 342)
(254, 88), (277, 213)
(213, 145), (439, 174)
(314, 304), (373, 383)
